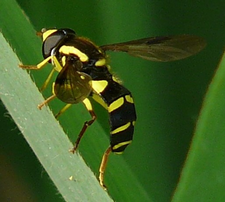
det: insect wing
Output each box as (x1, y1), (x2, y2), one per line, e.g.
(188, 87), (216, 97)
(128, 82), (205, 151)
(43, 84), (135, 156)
(54, 59), (92, 104)
(101, 35), (206, 62)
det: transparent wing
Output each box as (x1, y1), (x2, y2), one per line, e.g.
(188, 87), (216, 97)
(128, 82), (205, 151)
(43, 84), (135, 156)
(54, 59), (92, 104)
(100, 35), (206, 62)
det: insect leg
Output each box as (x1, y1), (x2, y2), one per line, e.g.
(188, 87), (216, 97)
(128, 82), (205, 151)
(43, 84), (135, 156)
(69, 98), (96, 153)
(38, 94), (56, 109)
(19, 55), (52, 69)
(55, 104), (72, 119)
(20, 56), (62, 92)
(40, 68), (56, 92)
(99, 146), (112, 190)
(38, 82), (57, 109)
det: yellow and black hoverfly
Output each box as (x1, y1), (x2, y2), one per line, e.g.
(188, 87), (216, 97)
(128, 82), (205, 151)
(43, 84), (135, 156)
(20, 28), (206, 189)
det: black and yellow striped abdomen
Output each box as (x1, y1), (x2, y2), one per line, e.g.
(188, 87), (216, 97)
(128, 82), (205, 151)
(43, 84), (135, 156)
(109, 91), (136, 154)
(86, 66), (137, 154)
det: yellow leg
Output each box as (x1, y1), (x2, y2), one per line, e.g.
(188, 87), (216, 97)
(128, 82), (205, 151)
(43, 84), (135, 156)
(55, 104), (72, 119)
(38, 80), (57, 110)
(20, 56), (64, 92)
(19, 56), (52, 69)
(99, 147), (112, 190)
(40, 68), (56, 92)
(38, 94), (56, 109)
(52, 54), (64, 72)
(69, 98), (96, 153)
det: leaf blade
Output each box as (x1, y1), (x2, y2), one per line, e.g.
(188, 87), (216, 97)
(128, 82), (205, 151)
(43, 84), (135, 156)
(172, 52), (225, 201)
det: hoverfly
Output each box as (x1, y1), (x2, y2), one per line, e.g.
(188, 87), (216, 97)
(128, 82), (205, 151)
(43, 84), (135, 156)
(20, 28), (206, 189)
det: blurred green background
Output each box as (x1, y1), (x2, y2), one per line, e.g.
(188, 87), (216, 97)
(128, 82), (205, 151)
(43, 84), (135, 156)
(1, 0), (225, 201)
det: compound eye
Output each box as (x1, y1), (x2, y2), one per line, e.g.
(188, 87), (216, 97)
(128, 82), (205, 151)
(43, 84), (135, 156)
(42, 28), (76, 59)
(42, 33), (65, 57)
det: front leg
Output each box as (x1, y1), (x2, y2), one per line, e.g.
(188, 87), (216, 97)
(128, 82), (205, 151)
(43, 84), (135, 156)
(19, 55), (52, 70)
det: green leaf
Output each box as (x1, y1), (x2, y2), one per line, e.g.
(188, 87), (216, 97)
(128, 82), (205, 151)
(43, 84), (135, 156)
(172, 52), (225, 201)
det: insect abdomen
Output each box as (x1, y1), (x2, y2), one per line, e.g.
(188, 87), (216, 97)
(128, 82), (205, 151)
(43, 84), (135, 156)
(109, 93), (136, 153)
(91, 74), (136, 154)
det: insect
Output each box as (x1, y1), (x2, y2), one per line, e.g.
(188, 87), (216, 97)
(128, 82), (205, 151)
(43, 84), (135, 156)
(20, 28), (206, 189)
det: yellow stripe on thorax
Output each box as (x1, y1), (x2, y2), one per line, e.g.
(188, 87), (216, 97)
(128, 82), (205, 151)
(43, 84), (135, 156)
(95, 58), (106, 66)
(59, 45), (89, 62)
